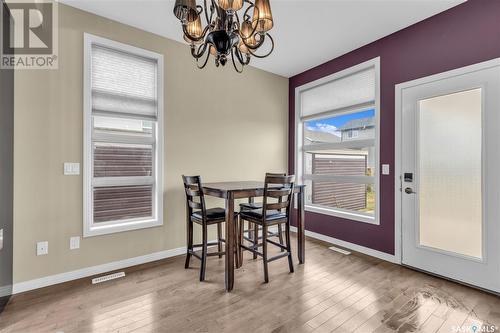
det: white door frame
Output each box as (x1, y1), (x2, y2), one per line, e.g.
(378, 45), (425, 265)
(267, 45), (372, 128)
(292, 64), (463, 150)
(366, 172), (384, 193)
(394, 57), (500, 265)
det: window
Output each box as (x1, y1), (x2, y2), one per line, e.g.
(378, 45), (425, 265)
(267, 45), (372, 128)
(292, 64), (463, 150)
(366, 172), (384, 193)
(83, 34), (163, 237)
(295, 58), (379, 224)
(347, 129), (359, 139)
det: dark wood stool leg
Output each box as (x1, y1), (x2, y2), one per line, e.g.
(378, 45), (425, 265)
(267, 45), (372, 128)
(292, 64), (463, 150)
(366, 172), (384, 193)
(253, 223), (259, 259)
(247, 221), (253, 246)
(262, 224), (269, 283)
(217, 222), (223, 259)
(277, 224), (284, 252)
(285, 221), (294, 273)
(235, 217), (241, 269)
(247, 197), (254, 242)
(238, 217), (244, 267)
(200, 223), (208, 281)
(185, 217), (193, 269)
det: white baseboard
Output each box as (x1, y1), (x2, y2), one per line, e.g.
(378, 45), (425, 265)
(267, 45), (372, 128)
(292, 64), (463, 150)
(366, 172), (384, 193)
(10, 228), (398, 295)
(0, 284), (12, 298)
(290, 226), (399, 264)
(12, 246), (187, 295)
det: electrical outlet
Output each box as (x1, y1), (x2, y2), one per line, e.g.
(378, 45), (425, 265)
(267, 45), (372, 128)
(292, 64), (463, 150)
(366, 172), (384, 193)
(63, 162), (80, 175)
(70, 236), (80, 250)
(37, 241), (48, 256)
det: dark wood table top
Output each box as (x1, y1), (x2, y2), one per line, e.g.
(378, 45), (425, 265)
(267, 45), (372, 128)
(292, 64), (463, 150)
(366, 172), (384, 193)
(203, 181), (305, 199)
(203, 181), (264, 192)
(203, 181), (305, 191)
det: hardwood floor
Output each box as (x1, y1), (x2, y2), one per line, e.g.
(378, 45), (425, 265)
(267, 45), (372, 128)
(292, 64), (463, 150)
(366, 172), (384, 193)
(1, 236), (499, 333)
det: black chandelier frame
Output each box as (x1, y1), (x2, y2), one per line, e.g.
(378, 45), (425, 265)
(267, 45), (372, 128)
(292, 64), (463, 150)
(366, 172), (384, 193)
(178, 0), (274, 73)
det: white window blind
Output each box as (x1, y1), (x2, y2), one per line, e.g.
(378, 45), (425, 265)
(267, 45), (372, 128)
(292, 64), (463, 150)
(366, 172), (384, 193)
(84, 34), (163, 237)
(91, 45), (158, 119)
(300, 67), (375, 117)
(296, 58), (379, 225)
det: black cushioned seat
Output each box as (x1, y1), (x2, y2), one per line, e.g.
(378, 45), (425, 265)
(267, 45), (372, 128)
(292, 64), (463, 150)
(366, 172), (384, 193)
(240, 208), (286, 223)
(192, 207), (225, 220)
(192, 207), (238, 224)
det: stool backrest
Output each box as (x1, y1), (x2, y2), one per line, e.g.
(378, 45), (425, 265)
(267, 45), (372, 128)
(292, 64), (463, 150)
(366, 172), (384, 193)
(265, 172), (286, 206)
(182, 175), (206, 221)
(262, 174), (295, 223)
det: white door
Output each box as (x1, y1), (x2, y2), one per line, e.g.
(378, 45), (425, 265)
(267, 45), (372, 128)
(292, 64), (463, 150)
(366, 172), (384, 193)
(398, 59), (500, 293)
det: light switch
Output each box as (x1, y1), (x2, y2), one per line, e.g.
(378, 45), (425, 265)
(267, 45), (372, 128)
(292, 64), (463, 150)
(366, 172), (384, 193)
(70, 236), (80, 250)
(64, 162), (80, 175)
(382, 164), (390, 175)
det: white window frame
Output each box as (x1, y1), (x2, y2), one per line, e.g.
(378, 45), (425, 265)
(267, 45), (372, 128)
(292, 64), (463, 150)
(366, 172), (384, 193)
(295, 57), (380, 225)
(83, 33), (164, 237)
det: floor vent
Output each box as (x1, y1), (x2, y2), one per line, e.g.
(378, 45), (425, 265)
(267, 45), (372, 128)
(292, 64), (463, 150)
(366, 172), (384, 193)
(329, 246), (351, 255)
(92, 272), (125, 284)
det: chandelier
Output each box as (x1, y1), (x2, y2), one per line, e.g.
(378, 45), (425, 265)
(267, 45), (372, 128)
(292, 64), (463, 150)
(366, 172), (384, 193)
(173, 0), (274, 73)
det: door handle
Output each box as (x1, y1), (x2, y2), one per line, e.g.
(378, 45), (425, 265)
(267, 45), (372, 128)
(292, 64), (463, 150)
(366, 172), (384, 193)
(404, 187), (416, 194)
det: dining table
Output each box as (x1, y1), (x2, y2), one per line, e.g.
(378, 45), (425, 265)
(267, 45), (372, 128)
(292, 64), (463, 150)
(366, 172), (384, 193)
(202, 181), (306, 292)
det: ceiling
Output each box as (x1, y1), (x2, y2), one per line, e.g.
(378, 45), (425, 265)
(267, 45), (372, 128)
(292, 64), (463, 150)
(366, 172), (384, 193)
(60, 0), (465, 77)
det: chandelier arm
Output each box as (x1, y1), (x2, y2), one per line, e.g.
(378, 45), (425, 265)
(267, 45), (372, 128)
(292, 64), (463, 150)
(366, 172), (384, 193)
(243, 0), (255, 20)
(190, 43), (208, 59)
(231, 47), (244, 73)
(203, 0), (210, 24)
(197, 46), (211, 69)
(235, 46), (250, 66)
(235, 46), (244, 64)
(240, 5), (259, 40)
(243, 52), (251, 65)
(208, 0), (217, 24)
(234, 11), (241, 29)
(247, 33), (274, 58)
(242, 32), (265, 50)
(232, 11), (241, 32)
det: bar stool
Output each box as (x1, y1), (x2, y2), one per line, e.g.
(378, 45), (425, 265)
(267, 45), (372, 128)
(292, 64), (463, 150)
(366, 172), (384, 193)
(239, 173), (286, 261)
(238, 174), (295, 283)
(182, 175), (237, 281)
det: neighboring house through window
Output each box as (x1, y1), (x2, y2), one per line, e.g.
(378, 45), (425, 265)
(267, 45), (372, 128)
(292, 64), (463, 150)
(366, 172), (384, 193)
(83, 33), (164, 237)
(295, 57), (380, 224)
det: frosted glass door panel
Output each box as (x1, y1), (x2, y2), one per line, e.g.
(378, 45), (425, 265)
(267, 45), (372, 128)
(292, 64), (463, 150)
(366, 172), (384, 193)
(418, 88), (482, 259)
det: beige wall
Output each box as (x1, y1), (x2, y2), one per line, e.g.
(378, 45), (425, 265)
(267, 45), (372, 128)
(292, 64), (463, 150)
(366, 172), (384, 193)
(13, 4), (288, 283)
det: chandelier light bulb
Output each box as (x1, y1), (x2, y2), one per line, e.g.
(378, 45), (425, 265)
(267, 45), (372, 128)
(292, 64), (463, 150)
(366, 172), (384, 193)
(240, 20), (257, 47)
(183, 15), (203, 44)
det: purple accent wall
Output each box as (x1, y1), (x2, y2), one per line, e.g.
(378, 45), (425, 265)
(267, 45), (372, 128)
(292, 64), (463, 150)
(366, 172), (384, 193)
(289, 0), (500, 255)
